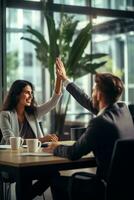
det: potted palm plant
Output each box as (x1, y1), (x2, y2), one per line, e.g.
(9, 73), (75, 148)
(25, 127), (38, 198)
(21, 13), (107, 135)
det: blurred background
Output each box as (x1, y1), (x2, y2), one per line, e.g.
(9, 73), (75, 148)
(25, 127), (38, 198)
(0, 0), (134, 138)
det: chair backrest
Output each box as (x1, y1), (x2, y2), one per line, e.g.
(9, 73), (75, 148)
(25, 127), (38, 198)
(128, 104), (134, 123)
(0, 129), (3, 143)
(106, 139), (134, 200)
(70, 127), (86, 140)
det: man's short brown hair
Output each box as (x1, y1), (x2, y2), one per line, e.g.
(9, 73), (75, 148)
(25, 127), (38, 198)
(95, 73), (124, 104)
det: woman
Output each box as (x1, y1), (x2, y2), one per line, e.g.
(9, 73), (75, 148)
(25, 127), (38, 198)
(0, 76), (62, 144)
(0, 76), (62, 199)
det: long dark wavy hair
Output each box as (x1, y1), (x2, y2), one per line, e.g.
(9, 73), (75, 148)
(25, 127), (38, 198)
(2, 80), (37, 114)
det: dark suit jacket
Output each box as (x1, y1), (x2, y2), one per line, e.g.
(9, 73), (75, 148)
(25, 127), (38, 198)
(54, 82), (134, 180)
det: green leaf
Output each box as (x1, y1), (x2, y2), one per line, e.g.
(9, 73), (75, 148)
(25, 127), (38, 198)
(58, 14), (79, 63)
(67, 22), (92, 72)
(45, 14), (59, 80)
(25, 26), (48, 51)
(21, 37), (40, 47)
(68, 61), (107, 79)
(59, 14), (79, 45)
(84, 61), (107, 72)
(84, 53), (108, 61)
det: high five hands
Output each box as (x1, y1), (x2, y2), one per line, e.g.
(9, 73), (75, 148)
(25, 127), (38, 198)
(56, 58), (68, 81)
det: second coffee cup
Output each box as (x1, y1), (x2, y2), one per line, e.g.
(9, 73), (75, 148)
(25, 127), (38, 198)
(26, 139), (41, 152)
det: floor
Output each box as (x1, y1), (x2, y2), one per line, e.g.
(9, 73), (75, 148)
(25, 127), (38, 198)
(10, 168), (96, 200)
(10, 183), (52, 200)
(33, 188), (52, 200)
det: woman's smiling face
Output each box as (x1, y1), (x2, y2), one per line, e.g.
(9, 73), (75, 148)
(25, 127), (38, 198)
(18, 85), (33, 107)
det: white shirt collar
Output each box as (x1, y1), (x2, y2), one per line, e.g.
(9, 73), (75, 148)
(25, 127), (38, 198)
(97, 106), (107, 116)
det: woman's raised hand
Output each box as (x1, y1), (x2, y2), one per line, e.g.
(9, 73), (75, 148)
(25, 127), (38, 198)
(56, 58), (68, 81)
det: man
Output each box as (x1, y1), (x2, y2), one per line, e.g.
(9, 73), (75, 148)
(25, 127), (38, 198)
(44, 58), (134, 200)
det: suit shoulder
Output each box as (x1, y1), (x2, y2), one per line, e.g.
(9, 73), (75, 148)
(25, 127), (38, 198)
(91, 115), (113, 129)
(0, 110), (10, 116)
(89, 116), (106, 129)
(0, 110), (14, 118)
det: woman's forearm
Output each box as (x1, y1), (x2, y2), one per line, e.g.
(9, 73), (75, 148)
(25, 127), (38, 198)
(54, 78), (62, 95)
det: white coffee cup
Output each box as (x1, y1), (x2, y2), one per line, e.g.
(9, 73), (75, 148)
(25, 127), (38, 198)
(26, 139), (41, 152)
(10, 137), (24, 150)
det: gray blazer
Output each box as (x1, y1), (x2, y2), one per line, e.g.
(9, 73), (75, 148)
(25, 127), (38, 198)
(0, 93), (61, 144)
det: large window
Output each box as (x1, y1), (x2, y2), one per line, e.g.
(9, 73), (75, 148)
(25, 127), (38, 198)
(1, 0), (134, 132)
(6, 8), (43, 102)
(92, 0), (134, 11)
(92, 16), (134, 104)
(24, 0), (41, 1)
(54, 0), (87, 6)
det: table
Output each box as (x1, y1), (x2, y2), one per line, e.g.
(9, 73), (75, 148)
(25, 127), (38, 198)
(0, 145), (96, 200)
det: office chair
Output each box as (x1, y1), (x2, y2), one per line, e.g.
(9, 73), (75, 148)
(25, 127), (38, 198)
(106, 138), (134, 200)
(0, 174), (4, 200)
(70, 127), (86, 140)
(0, 129), (14, 200)
(128, 104), (134, 123)
(69, 139), (134, 200)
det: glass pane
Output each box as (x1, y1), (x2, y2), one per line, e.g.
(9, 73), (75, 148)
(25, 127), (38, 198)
(129, 88), (134, 104)
(7, 9), (41, 29)
(92, 0), (134, 11)
(6, 8), (43, 102)
(24, 0), (40, 1)
(127, 35), (134, 84)
(92, 16), (134, 103)
(54, 0), (87, 6)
